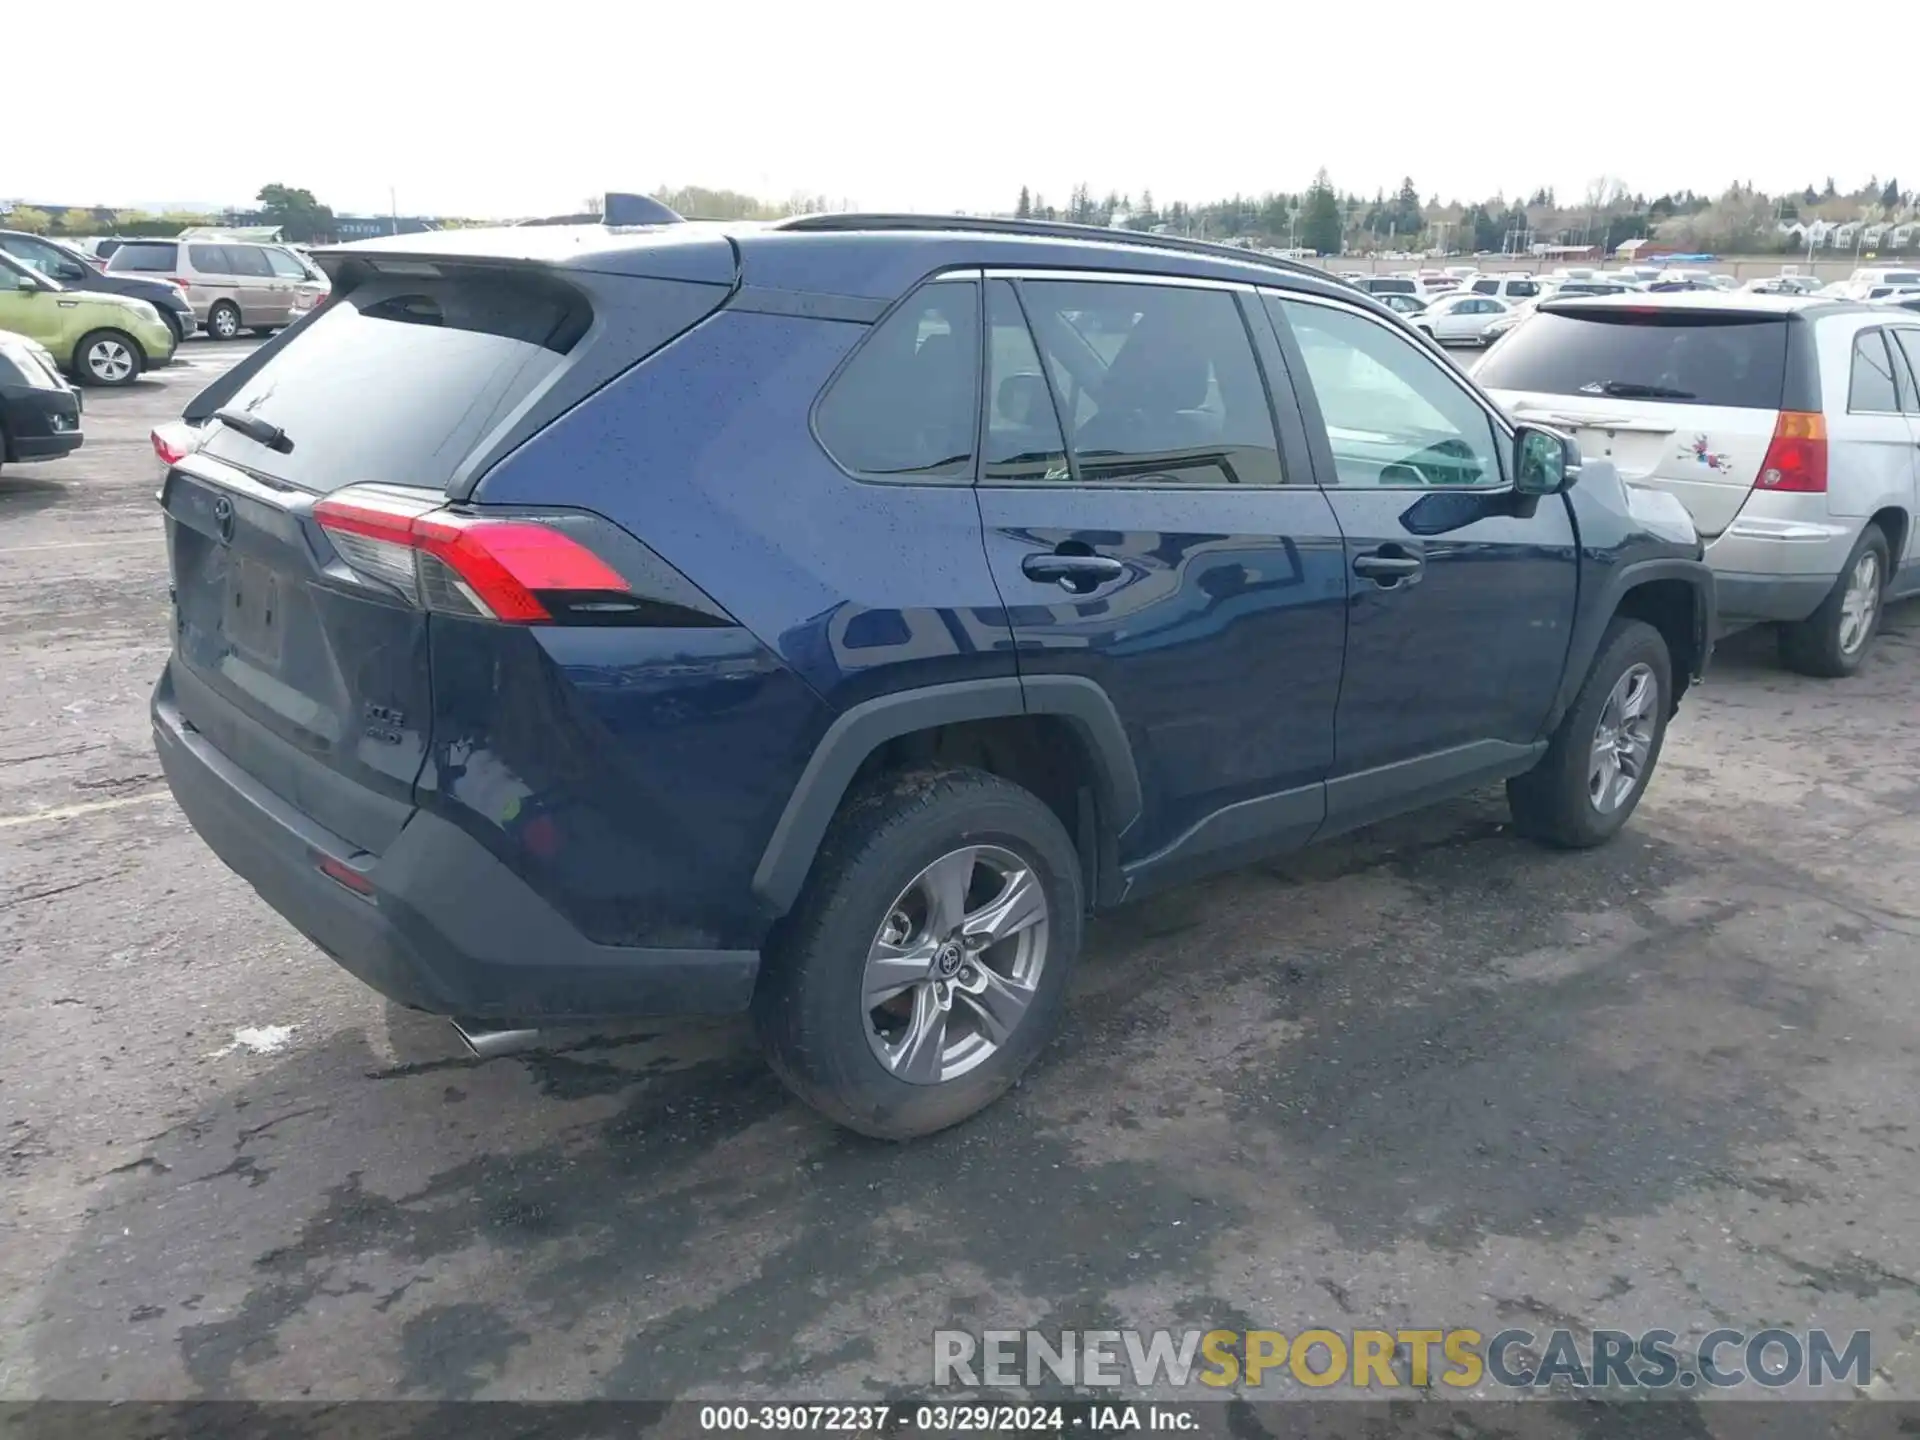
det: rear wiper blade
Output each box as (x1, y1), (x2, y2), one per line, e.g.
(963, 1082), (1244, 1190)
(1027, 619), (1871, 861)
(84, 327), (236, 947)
(212, 407), (294, 454)
(1578, 380), (1696, 400)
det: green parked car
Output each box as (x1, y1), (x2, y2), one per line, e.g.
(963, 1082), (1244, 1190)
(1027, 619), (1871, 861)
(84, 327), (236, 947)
(0, 250), (176, 387)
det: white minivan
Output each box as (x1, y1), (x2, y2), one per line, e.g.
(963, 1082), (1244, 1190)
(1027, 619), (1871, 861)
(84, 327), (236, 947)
(1478, 292), (1920, 675)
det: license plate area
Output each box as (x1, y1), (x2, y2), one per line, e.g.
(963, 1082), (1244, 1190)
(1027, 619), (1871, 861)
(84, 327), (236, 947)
(225, 557), (283, 665)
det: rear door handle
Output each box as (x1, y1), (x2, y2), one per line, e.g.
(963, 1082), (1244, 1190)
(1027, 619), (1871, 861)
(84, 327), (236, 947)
(1352, 549), (1424, 584)
(1022, 552), (1125, 591)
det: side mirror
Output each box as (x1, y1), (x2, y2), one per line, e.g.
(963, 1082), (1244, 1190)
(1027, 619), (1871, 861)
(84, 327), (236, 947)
(1515, 424), (1580, 496)
(14, 273), (40, 292)
(55, 263), (89, 282)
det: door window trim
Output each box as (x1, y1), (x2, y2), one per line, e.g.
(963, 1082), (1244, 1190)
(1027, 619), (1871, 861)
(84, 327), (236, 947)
(1259, 286), (1517, 493)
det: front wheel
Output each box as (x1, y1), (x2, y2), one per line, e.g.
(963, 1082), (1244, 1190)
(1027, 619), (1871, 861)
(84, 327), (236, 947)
(753, 766), (1084, 1139)
(1508, 618), (1672, 849)
(73, 330), (143, 387)
(1778, 526), (1888, 678)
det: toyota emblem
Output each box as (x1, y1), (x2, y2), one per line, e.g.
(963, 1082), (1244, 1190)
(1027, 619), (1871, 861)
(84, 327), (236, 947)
(213, 496), (235, 543)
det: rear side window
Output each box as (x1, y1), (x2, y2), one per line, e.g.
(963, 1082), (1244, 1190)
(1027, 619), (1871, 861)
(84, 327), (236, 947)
(109, 242), (177, 272)
(229, 246), (275, 278)
(265, 248), (309, 279)
(815, 280), (979, 480)
(1018, 279), (1285, 487)
(1474, 309), (1789, 409)
(195, 270), (591, 493)
(188, 245), (232, 273)
(1893, 331), (1920, 411)
(1850, 331), (1901, 412)
(983, 280), (1070, 483)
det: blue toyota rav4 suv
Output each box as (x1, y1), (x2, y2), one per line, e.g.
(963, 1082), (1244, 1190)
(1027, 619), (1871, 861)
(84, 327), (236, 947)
(154, 203), (1713, 1138)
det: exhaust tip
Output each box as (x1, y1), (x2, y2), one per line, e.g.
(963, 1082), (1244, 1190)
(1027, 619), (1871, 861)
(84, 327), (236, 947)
(450, 1018), (542, 1060)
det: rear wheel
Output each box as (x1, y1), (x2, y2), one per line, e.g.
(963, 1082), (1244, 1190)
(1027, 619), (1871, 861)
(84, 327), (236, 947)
(73, 330), (143, 387)
(207, 302), (242, 341)
(1508, 618), (1672, 848)
(753, 766), (1083, 1139)
(1778, 526), (1888, 678)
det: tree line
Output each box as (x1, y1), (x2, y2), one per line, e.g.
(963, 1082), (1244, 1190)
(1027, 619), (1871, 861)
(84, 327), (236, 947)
(1012, 173), (1914, 256)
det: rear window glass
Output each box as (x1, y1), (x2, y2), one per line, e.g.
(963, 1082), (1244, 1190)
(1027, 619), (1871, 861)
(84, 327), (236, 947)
(108, 242), (177, 272)
(196, 272), (589, 492)
(1366, 278), (1416, 295)
(1474, 309), (1789, 409)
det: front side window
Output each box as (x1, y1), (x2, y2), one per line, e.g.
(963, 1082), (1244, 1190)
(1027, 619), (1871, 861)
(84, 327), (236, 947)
(1270, 296), (1506, 489)
(1018, 279), (1285, 487)
(1509, 279), (1540, 297)
(815, 280), (979, 480)
(1849, 330), (1900, 412)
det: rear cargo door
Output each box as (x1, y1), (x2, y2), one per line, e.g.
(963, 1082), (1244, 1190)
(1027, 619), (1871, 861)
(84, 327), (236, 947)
(160, 266), (609, 853)
(1476, 304), (1791, 537)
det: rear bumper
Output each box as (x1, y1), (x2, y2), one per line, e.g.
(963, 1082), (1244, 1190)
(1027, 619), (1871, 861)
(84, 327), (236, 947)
(153, 675), (759, 1022)
(1703, 511), (1856, 624)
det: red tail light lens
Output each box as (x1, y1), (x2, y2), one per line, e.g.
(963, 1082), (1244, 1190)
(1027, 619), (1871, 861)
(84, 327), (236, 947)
(1757, 410), (1828, 493)
(151, 423), (199, 465)
(313, 489), (630, 623)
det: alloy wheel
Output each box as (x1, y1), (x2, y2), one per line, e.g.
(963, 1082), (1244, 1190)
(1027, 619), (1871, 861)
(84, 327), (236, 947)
(1589, 663), (1657, 814)
(862, 844), (1049, 1085)
(1838, 551), (1881, 656)
(87, 339), (134, 383)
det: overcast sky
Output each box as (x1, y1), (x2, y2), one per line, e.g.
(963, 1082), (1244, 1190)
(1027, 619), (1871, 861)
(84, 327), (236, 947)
(16, 0), (1896, 220)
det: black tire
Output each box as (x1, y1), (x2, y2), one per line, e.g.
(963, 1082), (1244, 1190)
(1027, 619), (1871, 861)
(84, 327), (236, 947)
(162, 312), (186, 347)
(1508, 618), (1672, 849)
(752, 766), (1084, 1140)
(1778, 525), (1889, 678)
(72, 330), (144, 387)
(207, 302), (242, 341)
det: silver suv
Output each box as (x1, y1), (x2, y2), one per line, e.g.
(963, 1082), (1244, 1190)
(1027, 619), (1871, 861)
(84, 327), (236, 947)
(105, 240), (327, 339)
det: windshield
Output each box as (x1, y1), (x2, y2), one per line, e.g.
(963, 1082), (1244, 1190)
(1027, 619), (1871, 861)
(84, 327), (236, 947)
(1475, 308), (1790, 408)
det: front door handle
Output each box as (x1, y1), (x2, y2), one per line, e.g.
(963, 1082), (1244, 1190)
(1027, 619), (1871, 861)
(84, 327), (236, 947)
(1022, 552), (1125, 592)
(1352, 548), (1424, 585)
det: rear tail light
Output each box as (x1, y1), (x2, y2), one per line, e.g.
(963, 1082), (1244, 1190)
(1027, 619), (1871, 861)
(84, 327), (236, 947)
(1756, 410), (1828, 493)
(151, 422), (201, 465)
(314, 488), (632, 624)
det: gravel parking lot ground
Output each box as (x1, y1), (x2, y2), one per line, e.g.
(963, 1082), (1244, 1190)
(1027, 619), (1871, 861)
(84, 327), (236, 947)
(2, 343), (1917, 1405)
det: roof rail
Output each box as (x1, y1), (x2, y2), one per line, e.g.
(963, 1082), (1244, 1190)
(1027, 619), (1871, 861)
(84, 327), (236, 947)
(773, 213), (1328, 281)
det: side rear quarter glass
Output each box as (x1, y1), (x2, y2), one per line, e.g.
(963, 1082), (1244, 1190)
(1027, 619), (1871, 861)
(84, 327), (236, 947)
(814, 280), (980, 481)
(1019, 278), (1286, 487)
